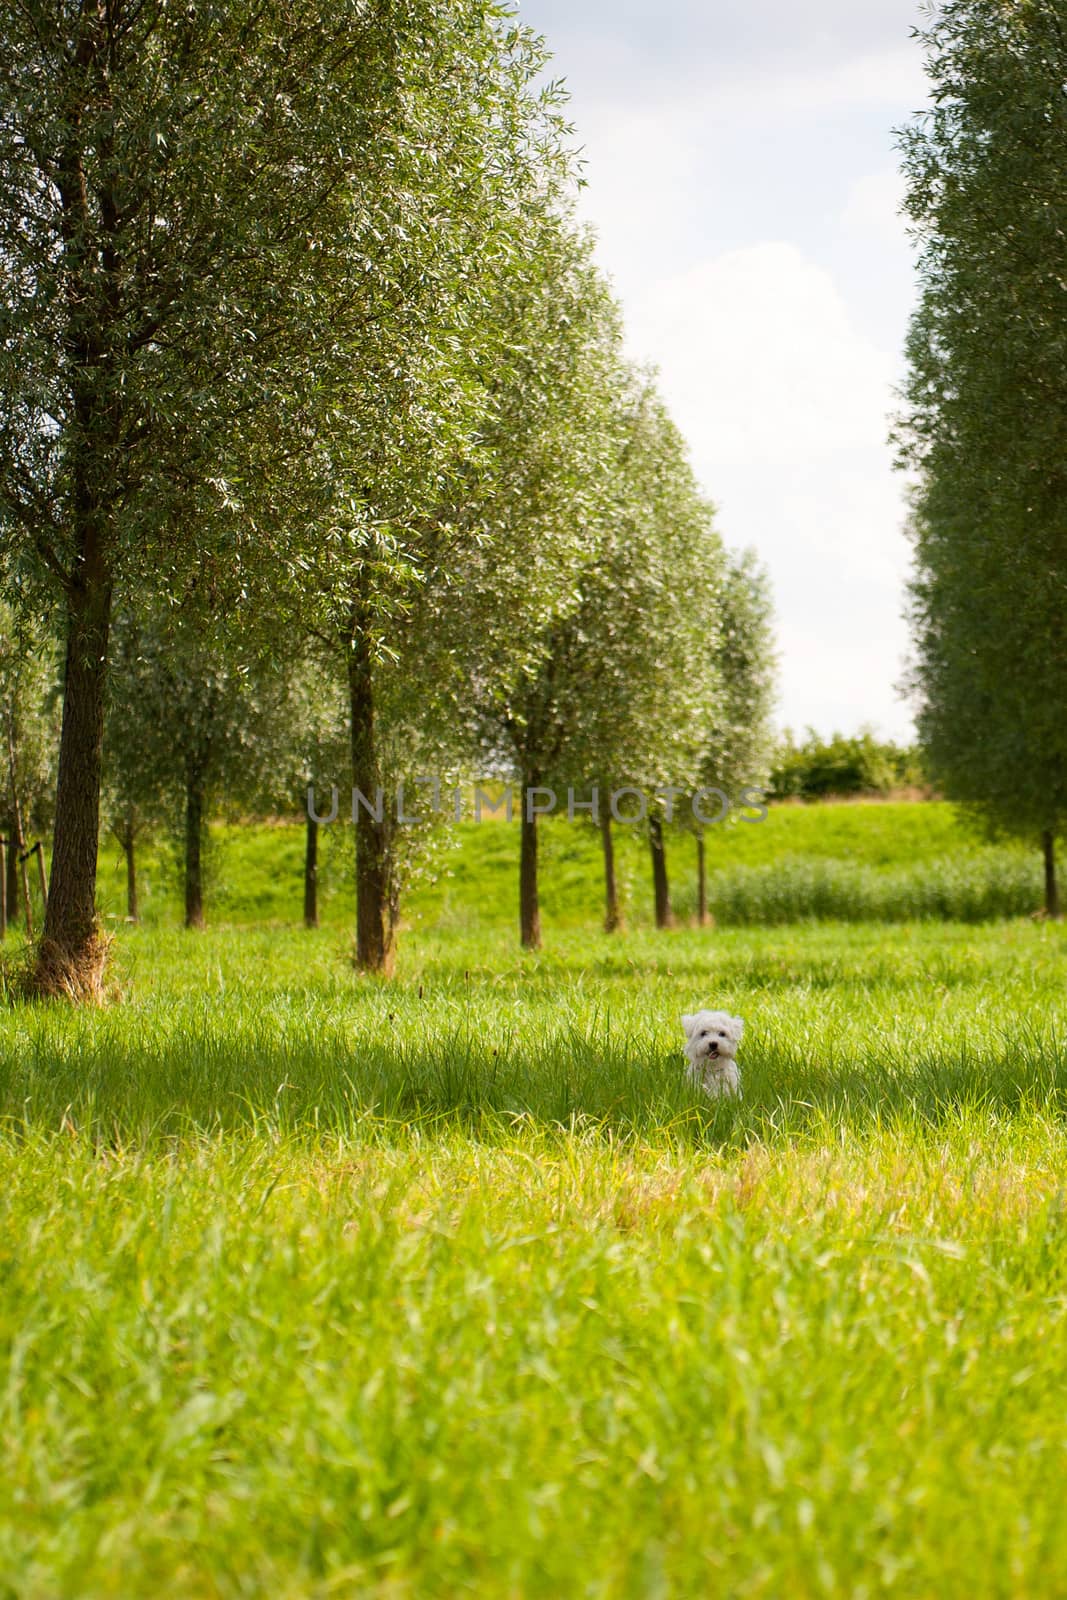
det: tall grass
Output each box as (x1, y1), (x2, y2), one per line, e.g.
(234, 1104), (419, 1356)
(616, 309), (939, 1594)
(685, 849), (1041, 924)
(91, 801), (1043, 931)
(3, 817), (1067, 1596)
(2, 920), (1064, 1146)
(7, 1094), (1067, 1596)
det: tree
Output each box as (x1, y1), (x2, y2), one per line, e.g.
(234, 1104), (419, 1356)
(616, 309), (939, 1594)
(312, 220), (627, 960)
(468, 369), (729, 945)
(0, 0), (572, 994)
(103, 619), (173, 923)
(276, 660), (349, 931)
(107, 608), (288, 929)
(568, 378), (731, 936)
(245, 56), (581, 976)
(694, 550), (776, 924)
(897, 0), (1067, 916)
(0, 602), (59, 934)
(575, 381), (728, 938)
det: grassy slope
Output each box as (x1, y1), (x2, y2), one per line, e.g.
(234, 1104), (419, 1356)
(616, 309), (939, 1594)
(92, 799), (1040, 931)
(4, 805), (1067, 1597)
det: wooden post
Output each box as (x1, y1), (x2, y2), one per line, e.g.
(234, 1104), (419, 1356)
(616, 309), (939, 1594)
(4, 830), (17, 927)
(125, 827), (138, 923)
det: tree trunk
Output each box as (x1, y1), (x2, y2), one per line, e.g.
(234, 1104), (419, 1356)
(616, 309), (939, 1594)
(304, 813), (319, 930)
(348, 622), (395, 974)
(520, 779), (541, 950)
(17, 846), (33, 941)
(0, 839), (6, 938)
(36, 573), (111, 994)
(4, 825), (18, 927)
(32, 842), (48, 917)
(1043, 829), (1060, 919)
(600, 810), (621, 933)
(7, 720), (34, 937)
(184, 776), (205, 930)
(33, 77), (117, 1000)
(696, 831), (709, 926)
(649, 811), (673, 929)
(124, 818), (138, 924)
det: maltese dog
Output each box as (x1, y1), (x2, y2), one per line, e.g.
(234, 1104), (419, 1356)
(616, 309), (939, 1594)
(681, 1010), (744, 1098)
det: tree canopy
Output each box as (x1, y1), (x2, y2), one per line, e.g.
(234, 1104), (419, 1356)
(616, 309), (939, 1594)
(0, 0), (779, 984)
(898, 0), (1067, 912)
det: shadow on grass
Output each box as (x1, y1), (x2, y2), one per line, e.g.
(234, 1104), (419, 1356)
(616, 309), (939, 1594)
(2, 1014), (1067, 1151)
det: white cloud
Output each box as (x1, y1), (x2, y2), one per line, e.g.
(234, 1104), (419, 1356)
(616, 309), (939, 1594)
(681, 47), (927, 123)
(519, 0), (929, 737)
(565, 46), (927, 136)
(842, 168), (909, 243)
(626, 243), (896, 470)
(623, 243), (915, 740)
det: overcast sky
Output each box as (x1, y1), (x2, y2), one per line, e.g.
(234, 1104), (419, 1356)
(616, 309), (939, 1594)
(517, 0), (930, 741)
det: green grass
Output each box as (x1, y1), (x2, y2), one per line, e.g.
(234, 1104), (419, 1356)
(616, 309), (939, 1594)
(91, 799), (1042, 931)
(4, 805), (1067, 1596)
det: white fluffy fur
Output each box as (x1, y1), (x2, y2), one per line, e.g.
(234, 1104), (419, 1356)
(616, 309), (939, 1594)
(681, 1009), (744, 1099)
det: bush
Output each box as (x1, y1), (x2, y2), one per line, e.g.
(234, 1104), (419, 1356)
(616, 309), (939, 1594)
(770, 728), (925, 800)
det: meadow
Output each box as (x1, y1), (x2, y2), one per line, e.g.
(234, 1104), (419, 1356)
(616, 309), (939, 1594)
(4, 802), (1067, 1598)
(92, 798), (1040, 931)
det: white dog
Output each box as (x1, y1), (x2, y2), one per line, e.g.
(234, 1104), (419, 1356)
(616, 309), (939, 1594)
(681, 1010), (744, 1098)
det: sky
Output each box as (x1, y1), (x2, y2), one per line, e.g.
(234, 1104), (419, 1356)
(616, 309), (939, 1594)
(517, 0), (931, 742)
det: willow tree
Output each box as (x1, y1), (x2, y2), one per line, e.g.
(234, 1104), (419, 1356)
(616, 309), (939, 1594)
(0, 602), (59, 932)
(0, 0), (571, 994)
(465, 367), (729, 946)
(432, 244), (640, 950)
(552, 376), (731, 937)
(283, 216), (621, 969)
(692, 549), (776, 924)
(898, 0), (1067, 915)
(251, 37), (580, 975)
(106, 605), (289, 929)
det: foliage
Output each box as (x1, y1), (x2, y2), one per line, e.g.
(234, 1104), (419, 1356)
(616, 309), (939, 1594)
(0, 0), (582, 983)
(0, 0), (574, 600)
(0, 599), (59, 840)
(769, 728), (924, 799)
(897, 0), (1067, 862)
(552, 375), (729, 799)
(700, 547), (777, 795)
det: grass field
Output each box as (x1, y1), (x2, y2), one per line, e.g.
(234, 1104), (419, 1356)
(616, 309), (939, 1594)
(93, 799), (1041, 931)
(4, 803), (1067, 1597)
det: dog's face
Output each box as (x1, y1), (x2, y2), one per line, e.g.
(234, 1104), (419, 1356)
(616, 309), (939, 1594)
(681, 1009), (743, 1066)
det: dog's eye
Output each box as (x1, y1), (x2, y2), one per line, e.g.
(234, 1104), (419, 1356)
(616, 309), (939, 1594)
(700, 1030), (708, 1037)
(718, 1031), (726, 1038)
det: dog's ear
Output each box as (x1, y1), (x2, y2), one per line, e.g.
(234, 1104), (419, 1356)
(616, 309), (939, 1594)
(730, 1016), (744, 1042)
(681, 1014), (697, 1036)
